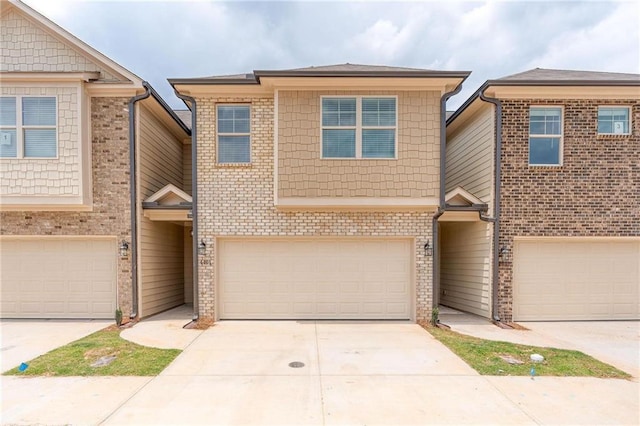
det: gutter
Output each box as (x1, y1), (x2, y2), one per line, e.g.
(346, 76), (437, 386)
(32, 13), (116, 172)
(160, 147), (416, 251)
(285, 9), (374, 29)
(478, 89), (502, 322)
(432, 82), (464, 311)
(127, 82), (152, 320)
(173, 89), (199, 322)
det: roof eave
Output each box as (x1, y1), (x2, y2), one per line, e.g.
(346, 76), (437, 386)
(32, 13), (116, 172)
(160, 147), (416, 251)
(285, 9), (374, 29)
(253, 70), (471, 79)
(487, 79), (640, 87)
(447, 79), (640, 126)
(168, 77), (259, 86)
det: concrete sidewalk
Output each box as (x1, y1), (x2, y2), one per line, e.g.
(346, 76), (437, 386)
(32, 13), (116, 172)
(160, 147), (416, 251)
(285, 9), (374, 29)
(2, 308), (638, 425)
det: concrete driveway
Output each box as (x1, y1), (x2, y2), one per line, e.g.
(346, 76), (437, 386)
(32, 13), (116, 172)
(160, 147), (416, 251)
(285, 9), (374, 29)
(0, 318), (111, 373)
(2, 316), (639, 425)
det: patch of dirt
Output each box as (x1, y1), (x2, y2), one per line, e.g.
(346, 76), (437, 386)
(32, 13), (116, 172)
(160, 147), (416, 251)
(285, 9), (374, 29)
(84, 347), (118, 361)
(506, 322), (529, 330)
(191, 318), (215, 330)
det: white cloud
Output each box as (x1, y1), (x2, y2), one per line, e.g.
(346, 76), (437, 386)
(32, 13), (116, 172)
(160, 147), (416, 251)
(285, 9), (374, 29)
(524, 2), (640, 73)
(19, 0), (640, 110)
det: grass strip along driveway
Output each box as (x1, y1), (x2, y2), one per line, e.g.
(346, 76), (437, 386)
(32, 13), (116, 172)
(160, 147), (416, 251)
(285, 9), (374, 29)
(4, 326), (180, 376)
(426, 325), (630, 379)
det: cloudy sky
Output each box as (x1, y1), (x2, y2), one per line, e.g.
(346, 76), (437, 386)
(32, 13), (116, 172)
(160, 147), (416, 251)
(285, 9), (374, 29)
(23, 0), (640, 111)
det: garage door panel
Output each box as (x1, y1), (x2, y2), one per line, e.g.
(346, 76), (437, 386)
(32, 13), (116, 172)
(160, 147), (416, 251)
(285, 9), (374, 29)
(1, 238), (117, 319)
(514, 239), (639, 321)
(219, 239), (412, 320)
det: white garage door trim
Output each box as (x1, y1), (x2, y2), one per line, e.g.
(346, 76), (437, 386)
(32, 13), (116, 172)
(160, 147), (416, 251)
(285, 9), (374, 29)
(0, 236), (118, 319)
(513, 237), (640, 321)
(216, 237), (414, 320)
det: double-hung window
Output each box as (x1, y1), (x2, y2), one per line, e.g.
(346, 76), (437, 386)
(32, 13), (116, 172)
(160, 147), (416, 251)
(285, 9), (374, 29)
(217, 105), (250, 163)
(598, 107), (630, 135)
(0, 96), (57, 158)
(322, 96), (396, 159)
(529, 107), (562, 165)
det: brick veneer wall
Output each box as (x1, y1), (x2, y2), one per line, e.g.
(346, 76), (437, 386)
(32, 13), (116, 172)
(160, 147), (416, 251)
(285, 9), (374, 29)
(0, 97), (133, 315)
(196, 95), (434, 321)
(497, 98), (640, 321)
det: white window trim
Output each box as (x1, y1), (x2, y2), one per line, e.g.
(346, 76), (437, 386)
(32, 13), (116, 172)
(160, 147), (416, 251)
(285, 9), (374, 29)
(320, 95), (398, 160)
(529, 105), (563, 167)
(597, 105), (631, 136)
(0, 95), (58, 160)
(216, 103), (251, 164)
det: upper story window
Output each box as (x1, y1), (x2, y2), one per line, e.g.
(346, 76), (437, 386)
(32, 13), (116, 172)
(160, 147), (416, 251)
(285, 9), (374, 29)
(217, 105), (250, 163)
(0, 96), (57, 158)
(598, 107), (630, 135)
(322, 96), (397, 159)
(529, 106), (562, 166)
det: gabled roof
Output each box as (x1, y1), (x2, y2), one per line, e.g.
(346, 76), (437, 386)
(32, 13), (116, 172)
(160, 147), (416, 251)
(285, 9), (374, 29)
(447, 67), (640, 126)
(445, 187), (485, 207)
(169, 63), (470, 85)
(2, 0), (143, 85)
(144, 184), (192, 206)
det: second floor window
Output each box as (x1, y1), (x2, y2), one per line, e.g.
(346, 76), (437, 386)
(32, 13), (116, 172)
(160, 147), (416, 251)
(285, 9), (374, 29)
(0, 96), (57, 158)
(529, 107), (562, 166)
(598, 107), (630, 135)
(322, 96), (396, 159)
(217, 105), (250, 163)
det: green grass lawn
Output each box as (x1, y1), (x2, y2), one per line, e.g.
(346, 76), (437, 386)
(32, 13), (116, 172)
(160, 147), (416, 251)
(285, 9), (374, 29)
(427, 325), (630, 379)
(4, 326), (181, 376)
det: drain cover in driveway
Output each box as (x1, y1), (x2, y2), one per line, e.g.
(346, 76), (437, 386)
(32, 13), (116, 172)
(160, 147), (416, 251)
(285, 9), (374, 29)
(288, 361), (305, 368)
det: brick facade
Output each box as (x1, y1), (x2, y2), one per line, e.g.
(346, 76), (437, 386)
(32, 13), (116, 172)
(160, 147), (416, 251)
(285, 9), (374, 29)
(196, 95), (435, 322)
(497, 98), (640, 321)
(0, 97), (133, 315)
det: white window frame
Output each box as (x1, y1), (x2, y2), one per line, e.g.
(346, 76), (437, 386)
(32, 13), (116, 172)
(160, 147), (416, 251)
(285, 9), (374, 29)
(216, 103), (251, 164)
(529, 105), (563, 167)
(597, 106), (631, 135)
(0, 95), (58, 159)
(320, 95), (398, 159)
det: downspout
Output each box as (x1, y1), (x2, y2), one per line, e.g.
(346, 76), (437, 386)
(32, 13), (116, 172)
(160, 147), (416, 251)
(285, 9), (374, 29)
(173, 90), (199, 322)
(433, 83), (464, 312)
(128, 82), (152, 320)
(478, 89), (502, 322)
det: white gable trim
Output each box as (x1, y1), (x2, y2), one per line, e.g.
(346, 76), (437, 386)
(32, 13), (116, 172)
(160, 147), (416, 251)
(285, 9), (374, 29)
(144, 184), (192, 205)
(445, 187), (484, 206)
(7, 0), (143, 86)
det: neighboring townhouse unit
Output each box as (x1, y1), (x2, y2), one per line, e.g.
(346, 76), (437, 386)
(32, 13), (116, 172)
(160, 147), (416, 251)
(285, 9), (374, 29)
(0, 0), (191, 320)
(170, 64), (469, 322)
(445, 68), (640, 322)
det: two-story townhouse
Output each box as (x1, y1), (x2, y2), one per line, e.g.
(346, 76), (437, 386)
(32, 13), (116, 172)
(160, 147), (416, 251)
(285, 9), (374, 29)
(444, 68), (640, 322)
(170, 64), (469, 322)
(0, 0), (192, 320)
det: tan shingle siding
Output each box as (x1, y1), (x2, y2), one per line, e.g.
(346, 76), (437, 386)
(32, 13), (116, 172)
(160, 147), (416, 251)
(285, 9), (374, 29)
(278, 90), (440, 199)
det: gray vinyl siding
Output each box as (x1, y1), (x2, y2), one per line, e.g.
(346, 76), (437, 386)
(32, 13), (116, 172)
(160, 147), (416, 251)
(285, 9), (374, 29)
(440, 221), (491, 318)
(139, 103), (185, 317)
(445, 106), (494, 205)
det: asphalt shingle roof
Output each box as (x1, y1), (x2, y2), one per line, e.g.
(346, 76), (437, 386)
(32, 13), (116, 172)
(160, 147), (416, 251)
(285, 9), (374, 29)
(496, 68), (640, 82)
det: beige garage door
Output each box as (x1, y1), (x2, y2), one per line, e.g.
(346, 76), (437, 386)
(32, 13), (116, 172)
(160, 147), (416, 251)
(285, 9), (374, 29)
(218, 239), (412, 319)
(0, 238), (117, 319)
(513, 239), (640, 321)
